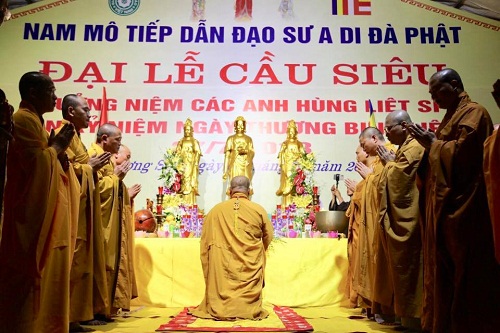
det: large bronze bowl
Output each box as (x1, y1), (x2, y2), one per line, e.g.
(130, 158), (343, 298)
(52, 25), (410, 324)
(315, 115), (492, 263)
(314, 211), (348, 233)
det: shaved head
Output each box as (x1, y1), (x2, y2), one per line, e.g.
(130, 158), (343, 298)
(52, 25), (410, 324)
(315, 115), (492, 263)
(386, 110), (412, 124)
(384, 110), (412, 145)
(96, 123), (122, 154)
(430, 68), (464, 91)
(359, 127), (384, 141)
(61, 94), (79, 117)
(96, 123), (120, 142)
(18, 71), (56, 115)
(359, 127), (385, 156)
(115, 144), (131, 166)
(230, 176), (250, 195)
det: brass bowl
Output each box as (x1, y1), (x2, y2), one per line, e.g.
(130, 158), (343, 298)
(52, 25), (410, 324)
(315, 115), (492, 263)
(314, 211), (348, 233)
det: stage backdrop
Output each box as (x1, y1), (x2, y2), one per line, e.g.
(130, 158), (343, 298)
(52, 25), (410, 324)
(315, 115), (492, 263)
(1, 0), (499, 213)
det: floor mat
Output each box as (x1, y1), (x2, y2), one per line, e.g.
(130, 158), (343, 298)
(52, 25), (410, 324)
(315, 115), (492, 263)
(156, 306), (313, 332)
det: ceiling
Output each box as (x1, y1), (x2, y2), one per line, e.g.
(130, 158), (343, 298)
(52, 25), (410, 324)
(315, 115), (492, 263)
(2, 0), (500, 21)
(435, 0), (499, 21)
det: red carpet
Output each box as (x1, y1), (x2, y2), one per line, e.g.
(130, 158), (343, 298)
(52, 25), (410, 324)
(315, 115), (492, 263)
(156, 306), (313, 332)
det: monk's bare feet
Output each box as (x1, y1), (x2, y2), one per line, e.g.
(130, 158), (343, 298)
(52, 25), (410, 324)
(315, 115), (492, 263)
(80, 319), (106, 326)
(80, 314), (113, 326)
(96, 313), (115, 322)
(69, 322), (95, 332)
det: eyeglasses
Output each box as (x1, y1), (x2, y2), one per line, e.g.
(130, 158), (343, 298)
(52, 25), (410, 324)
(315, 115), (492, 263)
(384, 124), (401, 132)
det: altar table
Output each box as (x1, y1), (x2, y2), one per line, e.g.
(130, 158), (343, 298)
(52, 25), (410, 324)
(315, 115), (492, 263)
(132, 238), (349, 308)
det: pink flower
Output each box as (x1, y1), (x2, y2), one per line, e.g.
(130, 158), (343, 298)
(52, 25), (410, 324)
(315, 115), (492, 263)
(295, 185), (305, 194)
(293, 170), (306, 186)
(173, 181), (181, 192)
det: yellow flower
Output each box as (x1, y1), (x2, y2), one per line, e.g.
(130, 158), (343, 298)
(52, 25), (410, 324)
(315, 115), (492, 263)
(292, 194), (312, 208)
(162, 194), (186, 208)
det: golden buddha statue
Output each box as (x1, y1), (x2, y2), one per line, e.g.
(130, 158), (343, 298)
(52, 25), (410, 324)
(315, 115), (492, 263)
(276, 120), (305, 207)
(223, 116), (254, 195)
(176, 118), (202, 206)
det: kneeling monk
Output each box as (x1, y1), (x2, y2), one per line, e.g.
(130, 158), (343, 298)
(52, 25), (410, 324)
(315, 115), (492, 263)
(190, 176), (274, 320)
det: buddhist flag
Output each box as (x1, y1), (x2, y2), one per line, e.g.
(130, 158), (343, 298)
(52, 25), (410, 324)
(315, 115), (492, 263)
(99, 87), (108, 126)
(368, 99), (376, 127)
(332, 0), (371, 15)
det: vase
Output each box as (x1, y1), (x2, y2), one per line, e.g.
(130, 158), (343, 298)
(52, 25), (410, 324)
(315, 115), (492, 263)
(312, 231), (322, 238)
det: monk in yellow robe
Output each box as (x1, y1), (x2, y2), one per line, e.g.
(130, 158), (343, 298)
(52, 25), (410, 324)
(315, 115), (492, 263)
(57, 94), (112, 331)
(191, 176), (274, 320)
(344, 145), (374, 308)
(114, 144), (142, 208)
(408, 68), (500, 332)
(378, 110), (424, 330)
(88, 124), (138, 318)
(223, 116), (254, 196)
(0, 72), (80, 333)
(357, 127), (396, 321)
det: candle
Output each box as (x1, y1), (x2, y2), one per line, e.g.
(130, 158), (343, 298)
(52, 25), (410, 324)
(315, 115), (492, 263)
(313, 186), (318, 194)
(156, 204), (162, 215)
(158, 186), (164, 195)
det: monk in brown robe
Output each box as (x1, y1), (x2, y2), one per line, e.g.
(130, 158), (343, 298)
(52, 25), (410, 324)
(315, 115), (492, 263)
(191, 176), (274, 320)
(88, 124), (138, 319)
(408, 68), (500, 332)
(57, 94), (112, 332)
(345, 145), (374, 308)
(0, 89), (13, 224)
(357, 127), (396, 322)
(484, 126), (500, 264)
(484, 80), (500, 264)
(0, 72), (79, 333)
(378, 110), (424, 330)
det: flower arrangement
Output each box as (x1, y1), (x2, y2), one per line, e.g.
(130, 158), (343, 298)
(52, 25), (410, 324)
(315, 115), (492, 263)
(287, 203), (317, 232)
(161, 205), (184, 229)
(162, 194), (187, 210)
(271, 151), (318, 237)
(159, 148), (184, 193)
(157, 202), (205, 237)
(289, 151), (316, 204)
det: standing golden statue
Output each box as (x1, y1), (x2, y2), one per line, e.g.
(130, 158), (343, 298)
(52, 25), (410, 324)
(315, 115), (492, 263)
(176, 118), (202, 206)
(223, 116), (254, 195)
(276, 120), (305, 207)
